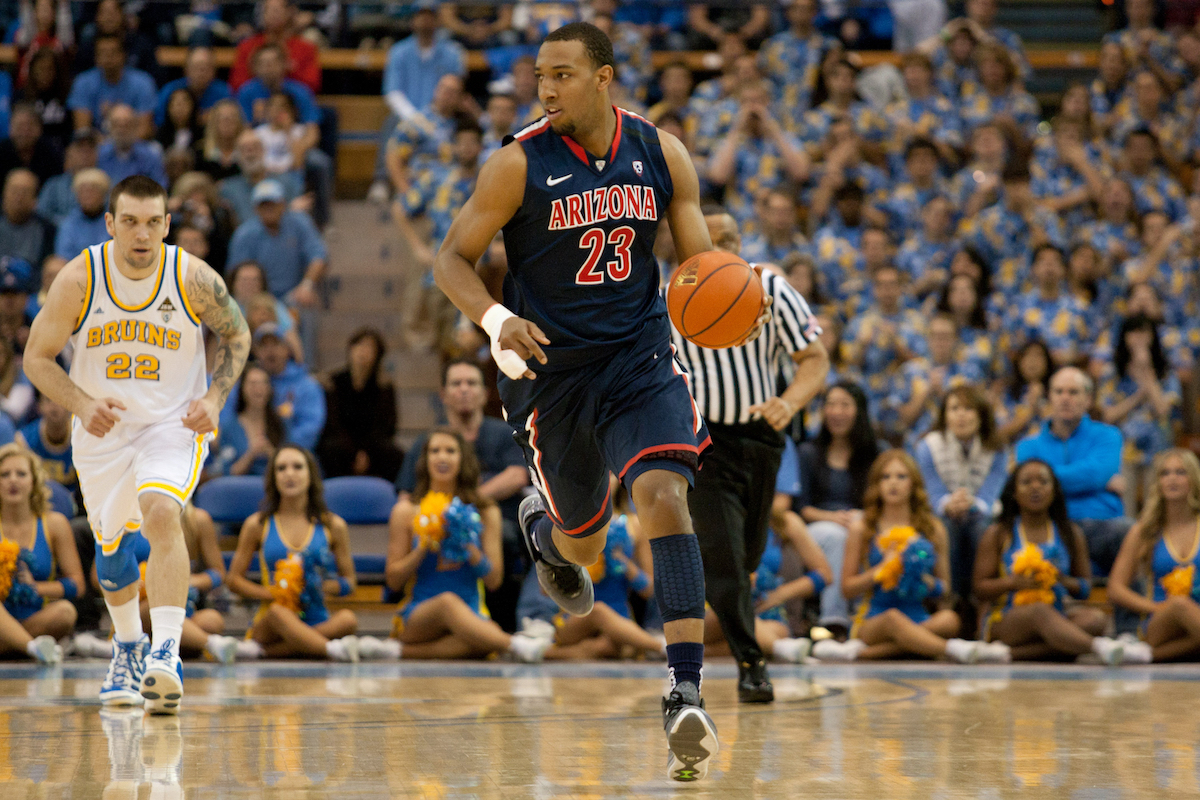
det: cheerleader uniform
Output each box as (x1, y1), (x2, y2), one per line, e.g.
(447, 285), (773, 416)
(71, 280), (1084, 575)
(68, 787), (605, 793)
(255, 516), (332, 626)
(981, 522), (1071, 642)
(2, 517), (54, 620)
(1141, 523), (1200, 637)
(393, 534), (488, 636)
(850, 528), (937, 637)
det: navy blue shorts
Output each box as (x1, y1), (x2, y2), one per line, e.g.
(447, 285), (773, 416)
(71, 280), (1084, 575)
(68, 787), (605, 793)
(501, 323), (711, 539)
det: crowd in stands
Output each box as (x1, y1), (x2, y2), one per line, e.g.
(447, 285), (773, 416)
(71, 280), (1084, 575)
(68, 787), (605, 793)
(2, 0), (1200, 667)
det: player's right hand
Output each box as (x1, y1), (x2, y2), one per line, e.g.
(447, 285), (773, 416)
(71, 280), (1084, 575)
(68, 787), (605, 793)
(498, 317), (550, 373)
(79, 397), (126, 437)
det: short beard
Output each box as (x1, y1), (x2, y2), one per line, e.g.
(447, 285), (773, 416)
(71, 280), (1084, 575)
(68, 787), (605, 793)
(551, 118), (577, 137)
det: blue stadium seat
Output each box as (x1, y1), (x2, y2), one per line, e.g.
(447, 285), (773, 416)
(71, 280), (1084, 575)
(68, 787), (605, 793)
(46, 480), (75, 518)
(323, 477), (396, 524)
(194, 476), (265, 525)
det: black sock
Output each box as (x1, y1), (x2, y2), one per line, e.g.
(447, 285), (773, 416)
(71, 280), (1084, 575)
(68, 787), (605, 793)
(666, 642), (704, 691)
(532, 515), (570, 566)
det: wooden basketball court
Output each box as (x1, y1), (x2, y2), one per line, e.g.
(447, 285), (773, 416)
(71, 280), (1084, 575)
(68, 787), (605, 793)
(0, 659), (1184, 797)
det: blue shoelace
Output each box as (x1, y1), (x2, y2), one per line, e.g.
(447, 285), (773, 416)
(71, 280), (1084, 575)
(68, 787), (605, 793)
(150, 639), (177, 662)
(109, 639), (144, 687)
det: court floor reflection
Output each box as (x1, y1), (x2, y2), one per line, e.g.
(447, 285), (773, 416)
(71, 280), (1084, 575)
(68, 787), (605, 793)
(0, 661), (1189, 798)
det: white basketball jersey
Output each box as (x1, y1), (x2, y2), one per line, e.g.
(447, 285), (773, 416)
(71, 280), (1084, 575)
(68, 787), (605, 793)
(69, 241), (207, 425)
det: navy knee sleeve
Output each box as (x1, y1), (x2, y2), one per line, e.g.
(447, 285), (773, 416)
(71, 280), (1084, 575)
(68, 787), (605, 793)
(650, 533), (706, 623)
(95, 535), (141, 592)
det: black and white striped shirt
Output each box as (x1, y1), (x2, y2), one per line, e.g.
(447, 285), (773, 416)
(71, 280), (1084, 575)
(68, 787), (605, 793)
(670, 269), (821, 426)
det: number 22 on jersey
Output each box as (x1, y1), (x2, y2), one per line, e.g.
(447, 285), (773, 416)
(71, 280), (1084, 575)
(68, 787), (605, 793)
(106, 353), (160, 381)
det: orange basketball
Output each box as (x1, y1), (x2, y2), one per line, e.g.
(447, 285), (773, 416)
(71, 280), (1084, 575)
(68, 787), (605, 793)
(666, 252), (763, 349)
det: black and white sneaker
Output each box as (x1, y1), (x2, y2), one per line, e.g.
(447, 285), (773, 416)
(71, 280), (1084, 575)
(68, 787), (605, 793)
(518, 494), (594, 617)
(662, 681), (719, 782)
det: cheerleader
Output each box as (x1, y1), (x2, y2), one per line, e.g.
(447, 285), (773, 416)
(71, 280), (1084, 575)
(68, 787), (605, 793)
(814, 450), (1007, 662)
(227, 446), (363, 662)
(0, 443), (81, 663)
(1109, 448), (1200, 662)
(386, 429), (548, 661)
(975, 459), (1149, 663)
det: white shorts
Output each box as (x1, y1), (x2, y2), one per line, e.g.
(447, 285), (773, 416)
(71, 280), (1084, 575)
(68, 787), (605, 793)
(73, 416), (212, 554)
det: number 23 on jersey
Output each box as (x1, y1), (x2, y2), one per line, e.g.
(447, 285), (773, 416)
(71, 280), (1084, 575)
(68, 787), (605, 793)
(576, 226), (635, 285)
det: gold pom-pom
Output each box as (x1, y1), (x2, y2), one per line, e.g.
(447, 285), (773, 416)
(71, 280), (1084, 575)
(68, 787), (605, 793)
(270, 554), (305, 613)
(413, 491), (453, 551)
(1011, 543), (1058, 606)
(1162, 564), (1195, 598)
(0, 540), (19, 601)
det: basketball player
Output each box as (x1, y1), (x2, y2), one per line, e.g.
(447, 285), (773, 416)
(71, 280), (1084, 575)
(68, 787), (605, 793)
(25, 176), (251, 714)
(433, 23), (767, 782)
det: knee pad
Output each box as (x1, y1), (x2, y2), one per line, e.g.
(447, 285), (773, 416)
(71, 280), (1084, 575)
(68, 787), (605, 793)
(650, 533), (707, 623)
(95, 534), (141, 592)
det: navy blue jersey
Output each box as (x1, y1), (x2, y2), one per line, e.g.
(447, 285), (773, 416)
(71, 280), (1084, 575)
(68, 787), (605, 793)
(502, 107), (674, 371)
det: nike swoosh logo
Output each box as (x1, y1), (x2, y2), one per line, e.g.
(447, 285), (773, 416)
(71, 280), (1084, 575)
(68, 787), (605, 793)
(546, 174), (573, 186)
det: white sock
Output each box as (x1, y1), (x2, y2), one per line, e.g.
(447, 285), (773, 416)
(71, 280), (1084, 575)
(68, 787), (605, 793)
(149, 606), (186, 659)
(236, 640), (265, 660)
(1092, 636), (1123, 665)
(25, 639), (41, 658)
(945, 638), (978, 663)
(106, 597), (144, 644)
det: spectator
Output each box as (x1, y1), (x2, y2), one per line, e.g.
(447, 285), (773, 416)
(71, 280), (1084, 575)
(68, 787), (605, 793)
(878, 138), (949, 247)
(888, 313), (985, 447)
(973, 459), (1144, 663)
(1103, 0), (1183, 93)
(1099, 314), (1181, 499)
(385, 74), (464, 200)
(796, 382), (880, 638)
(231, 323), (324, 450)
(95, 103), (167, 187)
(52, 168), (109, 260)
(229, 0), (321, 93)
(172, 223), (209, 261)
(915, 385), (1006, 616)
(844, 263), (926, 416)
(1091, 282), (1196, 383)
(740, 190), (809, 267)
(708, 79), (809, 227)
(759, 0), (835, 131)
(11, 0), (74, 91)
(196, 99), (247, 182)
(67, 34), (156, 137)
(227, 261), (304, 363)
(253, 92), (309, 177)
(0, 333), (34, 423)
(1067, 242), (1120, 344)
(921, 16), (981, 100)
(506, 55), (542, 124)
(884, 53), (963, 170)
(210, 363), (286, 477)
(1091, 41), (1131, 137)
(438, 1), (515, 48)
(1002, 244), (1090, 367)
(1016, 367), (1130, 576)
(16, 392), (76, 492)
(935, 273), (995, 379)
(1110, 71), (1188, 167)
(1077, 177), (1140, 272)
(155, 88), (204, 156)
(0, 169), (54, 269)
(0, 256), (36, 353)
(167, 171), (236, 273)
(75, 0), (160, 82)
(686, 2), (771, 50)
(806, 120), (889, 231)
(317, 327), (404, 480)
(959, 42), (1040, 141)
(226, 179), (325, 306)
(897, 196), (955, 303)
(949, 121), (1009, 219)
(590, 13), (652, 106)
(801, 56), (888, 163)
(395, 359), (529, 527)
(1031, 116), (1108, 231)
(1121, 212), (1191, 324)
(0, 102), (61, 188)
(20, 48), (72, 153)
(218, 130), (304, 227)
(646, 62), (693, 127)
(480, 93), (518, 162)
(924, 0), (1028, 82)
(692, 32), (749, 107)
(1118, 128), (1187, 222)
(996, 339), (1052, 447)
(153, 46), (232, 129)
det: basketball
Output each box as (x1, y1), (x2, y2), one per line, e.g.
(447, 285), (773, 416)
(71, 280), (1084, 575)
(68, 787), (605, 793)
(666, 252), (764, 349)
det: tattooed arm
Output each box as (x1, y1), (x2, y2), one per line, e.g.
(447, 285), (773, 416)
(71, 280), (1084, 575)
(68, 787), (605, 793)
(181, 257), (251, 434)
(26, 256), (130, 438)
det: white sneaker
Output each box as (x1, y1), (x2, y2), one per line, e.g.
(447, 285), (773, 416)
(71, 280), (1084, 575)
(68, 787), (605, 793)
(366, 179), (390, 204)
(1120, 641), (1153, 664)
(204, 635), (239, 665)
(944, 638), (980, 664)
(357, 635), (402, 660)
(812, 639), (859, 662)
(235, 640), (264, 660)
(646, 633), (668, 660)
(772, 637), (813, 663)
(100, 635), (150, 707)
(72, 631), (114, 659)
(1092, 636), (1125, 666)
(100, 707), (144, 782)
(509, 632), (551, 663)
(141, 642), (184, 715)
(29, 635), (62, 664)
(326, 635), (360, 663)
(519, 616), (557, 643)
(976, 642), (1012, 663)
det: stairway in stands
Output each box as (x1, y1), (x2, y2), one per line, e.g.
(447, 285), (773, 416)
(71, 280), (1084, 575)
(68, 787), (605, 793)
(321, 200), (443, 452)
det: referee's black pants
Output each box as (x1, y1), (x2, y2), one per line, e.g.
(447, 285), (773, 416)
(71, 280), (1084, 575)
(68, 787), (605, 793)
(688, 420), (784, 667)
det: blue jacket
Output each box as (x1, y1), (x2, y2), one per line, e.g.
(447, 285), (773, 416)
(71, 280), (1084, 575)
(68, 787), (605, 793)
(1015, 416), (1125, 520)
(222, 361), (325, 451)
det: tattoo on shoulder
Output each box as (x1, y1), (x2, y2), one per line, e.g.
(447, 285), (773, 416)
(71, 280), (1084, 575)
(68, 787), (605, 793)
(188, 262), (249, 339)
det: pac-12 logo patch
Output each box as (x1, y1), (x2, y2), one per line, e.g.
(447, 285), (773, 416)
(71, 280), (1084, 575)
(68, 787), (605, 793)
(633, 160), (644, 175)
(157, 298), (176, 323)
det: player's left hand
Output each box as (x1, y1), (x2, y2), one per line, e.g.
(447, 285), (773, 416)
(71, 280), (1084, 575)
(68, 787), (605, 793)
(747, 396), (798, 431)
(182, 397), (221, 435)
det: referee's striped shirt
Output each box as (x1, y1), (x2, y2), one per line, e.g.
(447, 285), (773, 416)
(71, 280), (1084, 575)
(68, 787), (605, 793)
(670, 269), (821, 426)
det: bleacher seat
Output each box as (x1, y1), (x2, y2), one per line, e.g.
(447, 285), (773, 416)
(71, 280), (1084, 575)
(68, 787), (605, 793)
(194, 475), (265, 525)
(323, 476), (396, 581)
(46, 480), (75, 518)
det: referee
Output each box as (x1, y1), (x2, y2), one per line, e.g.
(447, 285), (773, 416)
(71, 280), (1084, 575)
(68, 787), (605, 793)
(672, 207), (829, 703)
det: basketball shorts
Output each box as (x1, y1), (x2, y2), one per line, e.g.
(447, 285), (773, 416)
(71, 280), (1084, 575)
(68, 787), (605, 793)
(72, 415), (212, 555)
(500, 323), (712, 539)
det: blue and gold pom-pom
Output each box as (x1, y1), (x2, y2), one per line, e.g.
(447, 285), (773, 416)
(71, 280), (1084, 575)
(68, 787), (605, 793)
(895, 538), (937, 602)
(442, 497), (483, 564)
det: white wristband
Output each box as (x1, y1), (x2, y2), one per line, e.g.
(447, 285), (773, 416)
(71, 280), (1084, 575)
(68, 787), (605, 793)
(481, 304), (516, 341)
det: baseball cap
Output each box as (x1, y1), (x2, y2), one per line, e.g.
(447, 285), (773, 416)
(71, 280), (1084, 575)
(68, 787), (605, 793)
(251, 179), (286, 205)
(253, 322), (284, 344)
(0, 257), (36, 294)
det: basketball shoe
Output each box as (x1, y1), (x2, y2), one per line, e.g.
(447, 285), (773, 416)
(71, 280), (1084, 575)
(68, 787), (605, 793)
(662, 681), (719, 781)
(141, 639), (184, 715)
(518, 494), (594, 616)
(100, 634), (149, 707)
